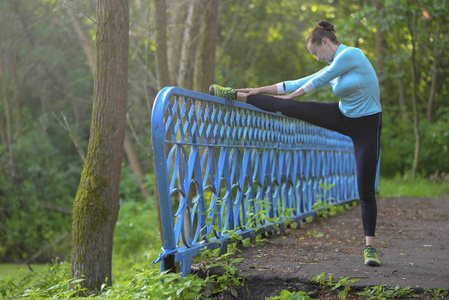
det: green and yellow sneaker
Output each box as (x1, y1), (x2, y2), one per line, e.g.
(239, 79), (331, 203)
(364, 245), (381, 267)
(209, 84), (237, 101)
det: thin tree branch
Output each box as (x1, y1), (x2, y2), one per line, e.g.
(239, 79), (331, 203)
(126, 112), (153, 159)
(26, 232), (70, 264)
(63, 2), (97, 24)
(52, 111), (86, 162)
(38, 202), (72, 215)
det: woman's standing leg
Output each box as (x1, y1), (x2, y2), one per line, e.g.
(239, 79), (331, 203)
(346, 113), (382, 265)
(346, 113), (382, 239)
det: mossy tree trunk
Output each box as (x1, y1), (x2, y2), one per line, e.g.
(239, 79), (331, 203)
(70, 0), (128, 292)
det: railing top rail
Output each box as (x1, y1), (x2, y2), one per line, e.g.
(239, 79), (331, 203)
(152, 87), (354, 151)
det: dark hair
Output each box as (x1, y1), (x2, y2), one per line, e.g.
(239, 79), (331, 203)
(306, 20), (339, 46)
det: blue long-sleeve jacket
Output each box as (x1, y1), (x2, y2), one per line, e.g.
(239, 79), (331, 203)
(283, 44), (381, 118)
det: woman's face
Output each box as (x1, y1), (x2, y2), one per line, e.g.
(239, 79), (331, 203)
(307, 39), (335, 63)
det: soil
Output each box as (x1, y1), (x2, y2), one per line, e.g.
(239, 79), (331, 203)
(205, 197), (449, 299)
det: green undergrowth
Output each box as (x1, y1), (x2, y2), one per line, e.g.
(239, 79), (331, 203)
(269, 272), (448, 300)
(0, 261), (207, 299)
(2, 263), (447, 299)
(2, 178), (448, 299)
(378, 175), (449, 198)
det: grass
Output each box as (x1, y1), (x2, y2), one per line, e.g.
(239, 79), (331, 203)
(378, 175), (449, 198)
(0, 264), (48, 277)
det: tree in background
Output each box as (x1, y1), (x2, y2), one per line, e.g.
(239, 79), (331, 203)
(70, 0), (129, 291)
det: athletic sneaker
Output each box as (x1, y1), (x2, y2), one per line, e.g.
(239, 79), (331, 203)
(364, 245), (381, 266)
(209, 84), (237, 101)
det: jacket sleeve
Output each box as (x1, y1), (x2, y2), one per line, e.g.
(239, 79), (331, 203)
(310, 48), (362, 90)
(283, 67), (329, 93)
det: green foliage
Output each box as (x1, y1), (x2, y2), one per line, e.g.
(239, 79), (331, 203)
(378, 175), (449, 198)
(358, 285), (421, 299)
(0, 131), (79, 261)
(419, 108), (449, 175)
(335, 1), (449, 178)
(312, 272), (360, 300)
(0, 135), (155, 263)
(200, 247), (244, 297)
(267, 289), (317, 300)
(312, 272), (335, 291)
(425, 288), (448, 299)
(113, 198), (161, 263)
(311, 183), (346, 219)
(306, 230), (324, 238)
(0, 261), (206, 300)
(106, 267), (206, 300)
(331, 277), (360, 300)
(216, 0), (348, 99)
(380, 107), (449, 178)
(0, 261), (79, 299)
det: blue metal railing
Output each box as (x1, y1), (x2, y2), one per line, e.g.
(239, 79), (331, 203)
(151, 87), (360, 275)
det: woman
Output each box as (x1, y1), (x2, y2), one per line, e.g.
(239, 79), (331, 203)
(209, 20), (382, 266)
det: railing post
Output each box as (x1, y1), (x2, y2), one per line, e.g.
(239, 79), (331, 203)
(151, 87), (177, 272)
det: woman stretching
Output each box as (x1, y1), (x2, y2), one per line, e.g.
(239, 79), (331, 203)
(209, 20), (382, 266)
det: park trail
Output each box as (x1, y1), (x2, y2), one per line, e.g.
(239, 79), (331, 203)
(209, 197), (449, 299)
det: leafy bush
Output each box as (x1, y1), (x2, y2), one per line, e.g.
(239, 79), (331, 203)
(0, 131), (79, 262)
(0, 124), (159, 262)
(419, 108), (449, 176)
(380, 107), (449, 177)
(113, 199), (161, 263)
(0, 261), (206, 299)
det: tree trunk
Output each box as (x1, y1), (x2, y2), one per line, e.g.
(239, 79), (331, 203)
(193, 0), (219, 93)
(408, 6), (420, 177)
(427, 23), (439, 123)
(395, 45), (407, 124)
(123, 136), (150, 200)
(67, 5), (96, 74)
(0, 47), (8, 150)
(67, 1), (152, 210)
(0, 109), (7, 151)
(371, 0), (387, 83)
(153, 0), (169, 247)
(10, 49), (23, 141)
(70, 0), (128, 292)
(177, 0), (203, 90)
(154, 0), (170, 89)
(167, 0), (188, 86)
(0, 46), (12, 157)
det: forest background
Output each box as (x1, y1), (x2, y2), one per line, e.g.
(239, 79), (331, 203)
(1, 0), (448, 271)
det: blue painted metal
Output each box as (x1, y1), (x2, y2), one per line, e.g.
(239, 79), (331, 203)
(151, 87), (363, 275)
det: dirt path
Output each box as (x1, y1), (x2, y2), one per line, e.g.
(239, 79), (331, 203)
(214, 197), (449, 299)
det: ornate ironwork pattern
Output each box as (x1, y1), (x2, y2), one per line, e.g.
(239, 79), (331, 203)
(151, 87), (359, 275)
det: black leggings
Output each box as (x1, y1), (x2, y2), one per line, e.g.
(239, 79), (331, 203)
(247, 95), (382, 237)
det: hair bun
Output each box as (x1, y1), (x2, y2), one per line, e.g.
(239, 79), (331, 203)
(318, 20), (335, 32)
